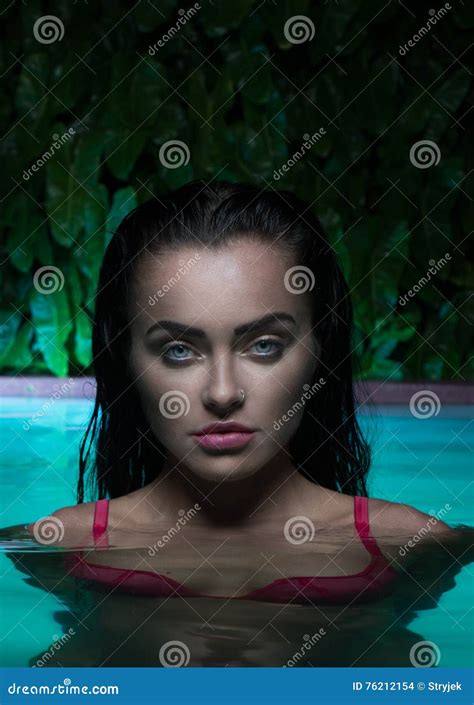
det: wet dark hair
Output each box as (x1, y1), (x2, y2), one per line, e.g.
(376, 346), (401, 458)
(78, 180), (371, 502)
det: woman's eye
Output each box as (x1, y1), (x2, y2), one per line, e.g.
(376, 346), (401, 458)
(250, 339), (284, 357)
(161, 343), (194, 363)
(160, 339), (284, 364)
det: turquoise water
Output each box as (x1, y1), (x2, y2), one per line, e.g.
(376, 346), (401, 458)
(0, 397), (472, 667)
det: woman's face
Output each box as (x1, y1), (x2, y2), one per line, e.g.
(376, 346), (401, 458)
(127, 239), (320, 484)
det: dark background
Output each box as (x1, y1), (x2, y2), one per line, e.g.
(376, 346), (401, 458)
(1, 0), (472, 380)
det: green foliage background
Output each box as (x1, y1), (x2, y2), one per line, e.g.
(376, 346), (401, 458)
(1, 0), (472, 380)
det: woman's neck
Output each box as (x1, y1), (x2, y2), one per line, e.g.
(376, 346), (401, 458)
(147, 451), (320, 530)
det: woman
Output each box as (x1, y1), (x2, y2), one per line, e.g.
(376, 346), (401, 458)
(35, 179), (460, 597)
(9, 180), (471, 666)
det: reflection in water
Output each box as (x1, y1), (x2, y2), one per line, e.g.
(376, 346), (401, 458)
(2, 525), (472, 667)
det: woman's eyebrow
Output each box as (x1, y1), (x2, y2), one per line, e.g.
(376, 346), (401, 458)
(146, 312), (296, 338)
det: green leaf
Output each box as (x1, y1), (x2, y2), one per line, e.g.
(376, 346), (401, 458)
(361, 355), (405, 381)
(74, 131), (104, 187)
(134, 0), (175, 32)
(371, 221), (410, 310)
(74, 309), (92, 367)
(45, 127), (83, 247)
(30, 287), (72, 376)
(241, 53), (273, 106)
(105, 130), (149, 180)
(0, 321), (34, 371)
(0, 310), (22, 366)
(433, 69), (471, 113)
(105, 187), (137, 247)
(63, 259), (83, 309)
(15, 53), (50, 119)
(4, 193), (39, 272)
(200, 0), (257, 37)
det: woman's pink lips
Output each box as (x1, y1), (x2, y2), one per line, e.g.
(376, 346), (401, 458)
(192, 431), (256, 450)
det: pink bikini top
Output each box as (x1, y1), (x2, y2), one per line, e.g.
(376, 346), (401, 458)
(65, 496), (399, 605)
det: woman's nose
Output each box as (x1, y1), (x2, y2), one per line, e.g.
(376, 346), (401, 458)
(201, 358), (244, 411)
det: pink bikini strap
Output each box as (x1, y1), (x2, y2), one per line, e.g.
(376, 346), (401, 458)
(92, 498), (109, 547)
(354, 495), (383, 557)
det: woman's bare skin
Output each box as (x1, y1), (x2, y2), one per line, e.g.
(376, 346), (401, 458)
(7, 519), (469, 667)
(3, 480), (470, 667)
(3, 240), (472, 666)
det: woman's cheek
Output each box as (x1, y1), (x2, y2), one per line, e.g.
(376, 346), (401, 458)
(133, 373), (200, 448)
(264, 362), (317, 440)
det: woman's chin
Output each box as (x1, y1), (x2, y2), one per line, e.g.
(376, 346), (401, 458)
(185, 464), (260, 485)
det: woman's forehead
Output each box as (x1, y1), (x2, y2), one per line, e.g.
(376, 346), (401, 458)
(128, 243), (312, 333)
(133, 243), (298, 302)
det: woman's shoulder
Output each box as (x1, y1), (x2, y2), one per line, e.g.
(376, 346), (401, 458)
(365, 496), (455, 538)
(32, 487), (148, 542)
(49, 501), (96, 525)
(311, 487), (454, 536)
(24, 501), (98, 546)
(316, 489), (459, 562)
